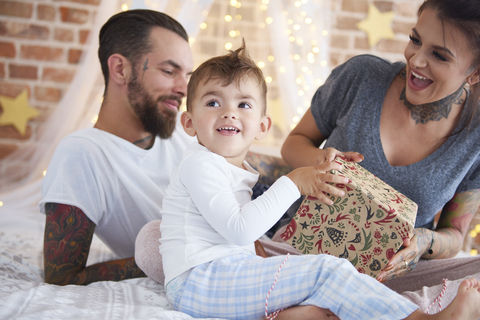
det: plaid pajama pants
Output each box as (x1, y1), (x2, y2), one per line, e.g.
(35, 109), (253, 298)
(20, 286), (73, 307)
(166, 254), (418, 320)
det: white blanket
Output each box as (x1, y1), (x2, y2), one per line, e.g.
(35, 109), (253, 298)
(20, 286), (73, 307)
(0, 209), (220, 319)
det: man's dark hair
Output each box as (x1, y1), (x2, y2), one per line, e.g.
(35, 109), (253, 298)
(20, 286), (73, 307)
(98, 10), (188, 90)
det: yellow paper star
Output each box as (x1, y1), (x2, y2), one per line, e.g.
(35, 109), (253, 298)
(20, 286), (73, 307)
(0, 89), (39, 135)
(357, 4), (395, 48)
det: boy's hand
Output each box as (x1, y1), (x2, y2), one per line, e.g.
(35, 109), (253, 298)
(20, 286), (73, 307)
(286, 161), (349, 205)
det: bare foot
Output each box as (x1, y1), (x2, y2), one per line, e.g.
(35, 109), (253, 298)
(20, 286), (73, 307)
(270, 305), (339, 320)
(406, 278), (480, 320)
(435, 278), (480, 320)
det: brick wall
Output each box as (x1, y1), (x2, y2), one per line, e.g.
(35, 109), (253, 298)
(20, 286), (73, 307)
(329, 0), (423, 67)
(0, 0), (100, 184)
(0, 0), (422, 186)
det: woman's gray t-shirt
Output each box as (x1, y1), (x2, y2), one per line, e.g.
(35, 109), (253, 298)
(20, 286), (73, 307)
(310, 54), (480, 228)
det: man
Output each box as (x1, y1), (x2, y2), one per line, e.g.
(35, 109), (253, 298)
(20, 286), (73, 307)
(40, 9), (287, 286)
(39, 10), (195, 285)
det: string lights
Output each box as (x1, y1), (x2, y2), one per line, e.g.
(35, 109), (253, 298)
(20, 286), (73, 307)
(260, 0), (329, 130)
(469, 224), (480, 256)
(120, 0), (330, 136)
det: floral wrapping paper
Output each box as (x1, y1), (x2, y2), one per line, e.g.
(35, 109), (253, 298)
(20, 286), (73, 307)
(281, 156), (418, 278)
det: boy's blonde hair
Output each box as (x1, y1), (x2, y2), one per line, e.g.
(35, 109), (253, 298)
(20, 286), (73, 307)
(187, 40), (267, 114)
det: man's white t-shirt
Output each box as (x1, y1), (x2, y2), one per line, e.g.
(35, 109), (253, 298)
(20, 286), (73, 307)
(39, 114), (195, 258)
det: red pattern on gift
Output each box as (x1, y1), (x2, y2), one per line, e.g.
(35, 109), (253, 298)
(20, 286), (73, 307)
(297, 205), (313, 219)
(280, 219), (296, 241)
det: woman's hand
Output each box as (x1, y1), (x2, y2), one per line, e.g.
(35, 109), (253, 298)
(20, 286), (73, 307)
(376, 228), (432, 282)
(322, 147), (364, 164)
(376, 190), (480, 282)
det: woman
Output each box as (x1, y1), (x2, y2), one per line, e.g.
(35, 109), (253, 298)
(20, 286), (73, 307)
(281, 0), (480, 287)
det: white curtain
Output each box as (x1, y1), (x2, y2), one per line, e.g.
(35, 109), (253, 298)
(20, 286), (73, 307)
(0, 0), (331, 214)
(266, 0), (331, 132)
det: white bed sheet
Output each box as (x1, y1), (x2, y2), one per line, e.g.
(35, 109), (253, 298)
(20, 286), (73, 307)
(0, 207), (221, 320)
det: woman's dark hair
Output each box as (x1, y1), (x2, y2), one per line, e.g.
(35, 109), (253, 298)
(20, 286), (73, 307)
(418, 0), (480, 129)
(98, 10), (188, 89)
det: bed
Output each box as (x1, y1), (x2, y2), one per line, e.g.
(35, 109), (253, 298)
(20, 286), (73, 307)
(0, 195), (220, 319)
(2, 183), (480, 320)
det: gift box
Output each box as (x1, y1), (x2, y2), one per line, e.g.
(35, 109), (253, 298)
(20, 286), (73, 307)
(281, 156), (418, 278)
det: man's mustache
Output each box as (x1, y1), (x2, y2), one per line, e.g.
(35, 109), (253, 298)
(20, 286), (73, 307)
(158, 95), (182, 110)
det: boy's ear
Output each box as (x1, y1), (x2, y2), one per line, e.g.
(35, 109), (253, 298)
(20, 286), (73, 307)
(181, 111), (197, 137)
(107, 53), (131, 87)
(255, 115), (272, 140)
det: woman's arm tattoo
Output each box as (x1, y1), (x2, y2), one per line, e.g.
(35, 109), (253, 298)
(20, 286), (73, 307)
(425, 190), (480, 259)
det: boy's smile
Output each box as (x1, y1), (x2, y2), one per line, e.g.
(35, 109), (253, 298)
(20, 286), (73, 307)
(182, 77), (271, 168)
(217, 126), (240, 134)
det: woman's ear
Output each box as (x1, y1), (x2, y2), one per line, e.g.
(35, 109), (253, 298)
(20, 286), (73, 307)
(255, 115), (272, 140)
(467, 68), (479, 86)
(181, 111), (197, 137)
(107, 53), (130, 86)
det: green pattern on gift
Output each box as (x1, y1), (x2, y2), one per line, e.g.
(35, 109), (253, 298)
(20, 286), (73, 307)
(350, 253), (359, 267)
(380, 233), (390, 248)
(297, 232), (314, 254)
(324, 239), (331, 248)
(376, 209), (384, 219)
(311, 212), (321, 225)
(360, 229), (372, 251)
(355, 187), (366, 204)
(328, 197), (349, 215)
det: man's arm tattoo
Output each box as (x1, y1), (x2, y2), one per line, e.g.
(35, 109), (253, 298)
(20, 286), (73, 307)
(44, 203), (146, 285)
(44, 203), (95, 284)
(246, 152), (293, 186)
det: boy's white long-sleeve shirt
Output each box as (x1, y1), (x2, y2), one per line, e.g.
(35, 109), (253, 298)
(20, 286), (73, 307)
(160, 142), (300, 285)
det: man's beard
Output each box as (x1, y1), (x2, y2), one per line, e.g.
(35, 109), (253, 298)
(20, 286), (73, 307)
(127, 71), (180, 139)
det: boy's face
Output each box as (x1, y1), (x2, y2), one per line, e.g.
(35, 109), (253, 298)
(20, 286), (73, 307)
(182, 76), (271, 168)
